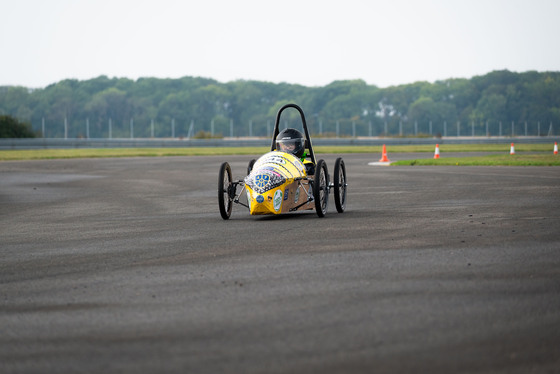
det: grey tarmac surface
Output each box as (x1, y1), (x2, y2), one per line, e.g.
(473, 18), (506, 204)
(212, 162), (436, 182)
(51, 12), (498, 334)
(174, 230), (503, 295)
(1, 153), (559, 374)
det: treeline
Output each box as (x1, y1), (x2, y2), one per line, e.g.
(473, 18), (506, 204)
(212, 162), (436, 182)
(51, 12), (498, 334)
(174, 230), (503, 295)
(0, 70), (559, 138)
(0, 115), (36, 138)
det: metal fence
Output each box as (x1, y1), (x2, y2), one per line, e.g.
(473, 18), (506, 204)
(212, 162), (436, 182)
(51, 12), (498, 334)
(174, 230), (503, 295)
(30, 117), (556, 140)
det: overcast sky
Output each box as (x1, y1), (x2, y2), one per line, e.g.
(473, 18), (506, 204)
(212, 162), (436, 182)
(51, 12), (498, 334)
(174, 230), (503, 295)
(2, 0), (559, 89)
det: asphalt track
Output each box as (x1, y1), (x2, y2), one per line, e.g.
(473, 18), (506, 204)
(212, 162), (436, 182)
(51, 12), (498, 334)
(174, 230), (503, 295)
(1, 153), (559, 374)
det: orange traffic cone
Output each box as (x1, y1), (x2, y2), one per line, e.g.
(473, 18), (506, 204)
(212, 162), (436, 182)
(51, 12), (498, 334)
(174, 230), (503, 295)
(379, 144), (390, 162)
(434, 144), (440, 159)
(554, 142), (558, 155)
(510, 143), (515, 155)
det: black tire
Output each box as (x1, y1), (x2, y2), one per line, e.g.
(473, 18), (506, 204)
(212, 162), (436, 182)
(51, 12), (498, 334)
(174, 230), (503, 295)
(313, 159), (329, 217)
(247, 159), (256, 175)
(218, 162), (233, 220)
(333, 157), (347, 213)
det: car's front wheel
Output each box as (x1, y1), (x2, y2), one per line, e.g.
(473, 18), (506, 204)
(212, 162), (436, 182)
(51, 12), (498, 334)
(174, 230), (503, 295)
(218, 162), (233, 220)
(313, 159), (329, 217)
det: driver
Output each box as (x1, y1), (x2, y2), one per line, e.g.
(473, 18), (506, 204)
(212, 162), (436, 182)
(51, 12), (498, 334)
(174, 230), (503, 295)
(276, 128), (315, 174)
(276, 128), (305, 159)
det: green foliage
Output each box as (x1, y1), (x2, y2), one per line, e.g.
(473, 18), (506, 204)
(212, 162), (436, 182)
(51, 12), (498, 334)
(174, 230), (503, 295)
(0, 115), (37, 138)
(0, 70), (559, 138)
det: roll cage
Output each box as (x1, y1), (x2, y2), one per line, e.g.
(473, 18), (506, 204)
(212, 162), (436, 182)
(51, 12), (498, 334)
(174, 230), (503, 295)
(270, 103), (317, 166)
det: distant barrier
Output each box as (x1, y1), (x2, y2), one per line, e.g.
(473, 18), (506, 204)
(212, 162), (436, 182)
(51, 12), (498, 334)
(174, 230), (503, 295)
(0, 136), (557, 150)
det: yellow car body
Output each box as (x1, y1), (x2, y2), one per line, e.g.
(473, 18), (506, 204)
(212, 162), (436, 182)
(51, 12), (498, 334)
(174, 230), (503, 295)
(244, 151), (313, 215)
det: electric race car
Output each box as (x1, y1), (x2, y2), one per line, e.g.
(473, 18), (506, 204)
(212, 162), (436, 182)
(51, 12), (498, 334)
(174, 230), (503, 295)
(218, 103), (347, 219)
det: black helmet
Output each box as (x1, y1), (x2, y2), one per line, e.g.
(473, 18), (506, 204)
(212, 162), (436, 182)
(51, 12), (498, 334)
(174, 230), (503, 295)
(276, 128), (305, 158)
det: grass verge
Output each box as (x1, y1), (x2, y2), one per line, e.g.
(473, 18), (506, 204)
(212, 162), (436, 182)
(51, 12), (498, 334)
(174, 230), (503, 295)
(1, 144), (558, 165)
(0, 147), (271, 161)
(392, 154), (560, 166)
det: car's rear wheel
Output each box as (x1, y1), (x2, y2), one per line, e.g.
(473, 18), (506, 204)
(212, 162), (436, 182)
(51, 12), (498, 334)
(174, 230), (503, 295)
(333, 157), (347, 213)
(313, 159), (329, 217)
(218, 162), (233, 220)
